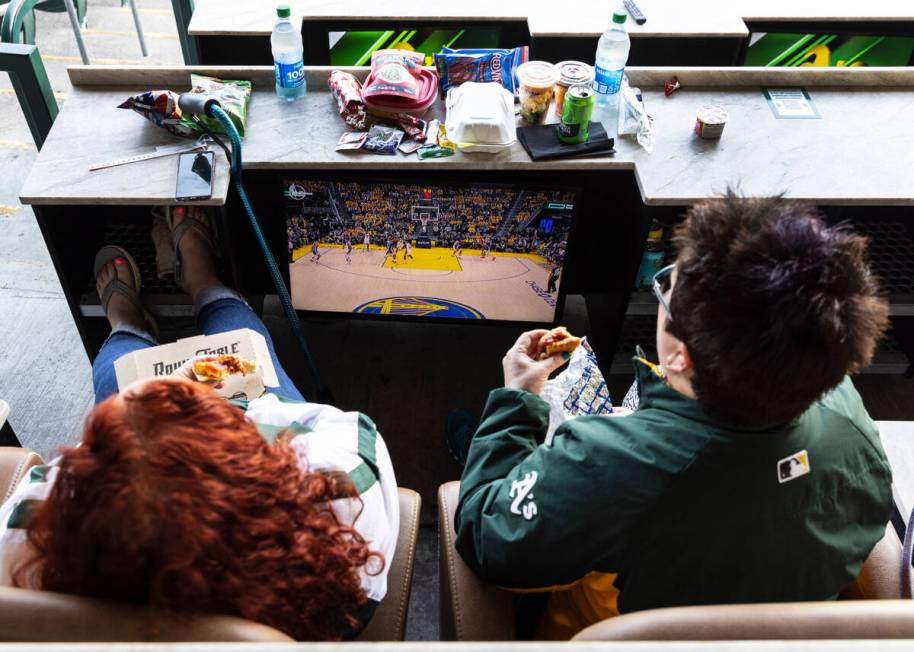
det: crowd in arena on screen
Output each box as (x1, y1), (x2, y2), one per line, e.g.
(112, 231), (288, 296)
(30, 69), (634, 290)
(285, 182), (572, 265)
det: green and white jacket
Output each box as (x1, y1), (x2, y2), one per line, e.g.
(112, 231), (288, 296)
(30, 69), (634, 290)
(0, 393), (399, 603)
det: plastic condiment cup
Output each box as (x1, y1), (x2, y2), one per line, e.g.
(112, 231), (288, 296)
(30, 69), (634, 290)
(516, 61), (559, 125)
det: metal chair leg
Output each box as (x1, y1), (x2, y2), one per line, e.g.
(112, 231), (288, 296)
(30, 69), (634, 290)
(63, 0), (89, 64)
(125, 0), (148, 57)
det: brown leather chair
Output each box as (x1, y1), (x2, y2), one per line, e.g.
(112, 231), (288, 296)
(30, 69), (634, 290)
(572, 601), (914, 641)
(0, 447), (420, 642)
(438, 480), (514, 640)
(439, 479), (907, 641)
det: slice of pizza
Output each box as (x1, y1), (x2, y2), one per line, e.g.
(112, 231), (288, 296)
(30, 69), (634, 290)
(192, 354), (257, 382)
(538, 326), (582, 360)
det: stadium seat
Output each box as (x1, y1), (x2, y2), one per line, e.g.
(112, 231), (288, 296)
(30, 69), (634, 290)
(0, 447), (420, 642)
(572, 601), (914, 641)
(438, 480), (904, 641)
(438, 481), (515, 640)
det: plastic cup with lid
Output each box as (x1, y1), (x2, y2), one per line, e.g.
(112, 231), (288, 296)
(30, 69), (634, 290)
(516, 61), (560, 125)
(553, 61), (595, 117)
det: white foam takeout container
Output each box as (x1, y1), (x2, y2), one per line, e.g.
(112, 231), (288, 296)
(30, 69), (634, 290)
(445, 82), (516, 153)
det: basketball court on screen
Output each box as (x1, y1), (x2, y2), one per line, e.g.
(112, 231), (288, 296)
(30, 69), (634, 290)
(290, 245), (559, 321)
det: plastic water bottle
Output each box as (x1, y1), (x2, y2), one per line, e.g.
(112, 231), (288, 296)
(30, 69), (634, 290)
(592, 10), (630, 137)
(271, 4), (305, 102)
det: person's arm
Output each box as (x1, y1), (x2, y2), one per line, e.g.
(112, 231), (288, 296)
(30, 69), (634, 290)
(453, 331), (663, 589)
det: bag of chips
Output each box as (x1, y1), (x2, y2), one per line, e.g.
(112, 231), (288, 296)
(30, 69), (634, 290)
(188, 74), (252, 137)
(434, 46), (528, 98)
(118, 75), (252, 138)
(118, 90), (197, 137)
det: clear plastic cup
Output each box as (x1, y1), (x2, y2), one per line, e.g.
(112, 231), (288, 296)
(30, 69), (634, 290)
(516, 61), (559, 125)
(553, 61), (595, 118)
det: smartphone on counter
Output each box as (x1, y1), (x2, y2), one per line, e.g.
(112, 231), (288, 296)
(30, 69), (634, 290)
(175, 151), (215, 201)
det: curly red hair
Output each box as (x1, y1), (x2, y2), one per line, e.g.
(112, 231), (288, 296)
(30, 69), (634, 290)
(15, 378), (382, 640)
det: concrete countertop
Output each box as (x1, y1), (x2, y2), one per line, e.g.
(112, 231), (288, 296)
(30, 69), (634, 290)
(187, 0), (914, 39)
(18, 66), (914, 207)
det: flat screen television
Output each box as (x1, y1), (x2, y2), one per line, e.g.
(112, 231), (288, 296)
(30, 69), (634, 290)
(284, 178), (578, 324)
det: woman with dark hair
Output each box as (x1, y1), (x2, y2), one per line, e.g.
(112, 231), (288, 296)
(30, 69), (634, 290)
(0, 206), (398, 640)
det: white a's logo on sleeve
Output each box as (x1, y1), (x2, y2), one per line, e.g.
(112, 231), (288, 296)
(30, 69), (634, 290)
(778, 450), (810, 484)
(509, 471), (538, 520)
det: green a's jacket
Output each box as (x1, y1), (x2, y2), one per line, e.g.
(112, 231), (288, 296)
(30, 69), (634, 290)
(454, 360), (894, 612)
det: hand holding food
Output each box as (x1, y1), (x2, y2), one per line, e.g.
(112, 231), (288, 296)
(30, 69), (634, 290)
(503, 329), (571, 395)
(537, 326), (582, 360)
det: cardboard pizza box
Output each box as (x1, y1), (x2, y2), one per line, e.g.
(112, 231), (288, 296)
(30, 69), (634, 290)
(114, 328), (279, 401)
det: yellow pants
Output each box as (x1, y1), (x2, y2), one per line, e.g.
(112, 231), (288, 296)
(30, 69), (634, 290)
(534, 572), (620, 640)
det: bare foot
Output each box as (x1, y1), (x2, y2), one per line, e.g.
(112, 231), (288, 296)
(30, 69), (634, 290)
(173, 206), (221, 299)
(96, 257), (146, 330)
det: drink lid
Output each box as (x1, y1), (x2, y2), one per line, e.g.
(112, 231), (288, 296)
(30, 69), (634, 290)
(697, 104), (729, 125)
(613, 10), (628, 24)
(556, 61), (595, 86)
(515, 61), (559, 91)
(276, 3), (291, 17)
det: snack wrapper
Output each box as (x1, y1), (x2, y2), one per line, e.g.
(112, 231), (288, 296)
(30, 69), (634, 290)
(618, 77), (654, 153)
(329, 70), (368, 131)
(336, 131), (367, 151)
(118, 75), (251, 138)
(540, 338), (614, 443)
(189, 74), (251, 137)
(434, 46), (529, 98)
(363, 125), (404, 155)
(387, 113), (427, 141)
(416, 144), (454, 159)
(364, 50), (425, 100)
(118, 90), (197, 137)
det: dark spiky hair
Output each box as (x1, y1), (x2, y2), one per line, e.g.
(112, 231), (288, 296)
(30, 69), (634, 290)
(668, 192), (889, 426)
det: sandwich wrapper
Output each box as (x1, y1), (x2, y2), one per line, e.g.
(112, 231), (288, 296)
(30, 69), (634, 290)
(540, 338), (614, 444)
(517, 122), (615, 160)
(114, 328), (279, 401)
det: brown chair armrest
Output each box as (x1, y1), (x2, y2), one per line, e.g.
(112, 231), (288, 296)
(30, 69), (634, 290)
(438, 481), (515, 641)
(0, 586), (293, 642)
(840, 523), (904, 600)
(573, 600), (914, 641)
(0, 447), (44, 504)
(357, 487), (421, 641)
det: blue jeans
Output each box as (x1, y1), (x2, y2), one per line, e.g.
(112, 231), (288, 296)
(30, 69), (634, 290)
(92, 286), (304, 403)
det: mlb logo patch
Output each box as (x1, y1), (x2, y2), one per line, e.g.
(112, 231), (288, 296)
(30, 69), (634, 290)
(778, 450), (810, 484)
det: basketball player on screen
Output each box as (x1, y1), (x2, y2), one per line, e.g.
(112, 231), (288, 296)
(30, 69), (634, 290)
(385, 238), (396, 266)
(452, 239), (462, 259)
(310, 238), (321, 263)
(363, 232), (370, 252)
(404, 239), (414, 262)
(345, 238), (353, 265)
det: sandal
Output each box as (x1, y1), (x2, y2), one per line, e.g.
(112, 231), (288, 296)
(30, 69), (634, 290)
(93, 245), (159, 339)
(150, 208), (176, 280)
(166, 206), (217, 286)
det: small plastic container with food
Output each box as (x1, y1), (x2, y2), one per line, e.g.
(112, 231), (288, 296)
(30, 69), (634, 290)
(553, 61), (594, 118)
(516, 61), (559, 125)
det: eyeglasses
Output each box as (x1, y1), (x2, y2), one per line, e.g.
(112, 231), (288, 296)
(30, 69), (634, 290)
(652, 264), (675, 322)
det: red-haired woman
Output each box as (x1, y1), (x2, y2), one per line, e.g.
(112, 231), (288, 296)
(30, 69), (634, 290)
(0, 207), (398, 640)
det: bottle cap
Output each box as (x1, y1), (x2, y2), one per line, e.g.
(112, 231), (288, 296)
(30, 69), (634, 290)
(612, 10), (628, 24)
(276, 4), (291, 18)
